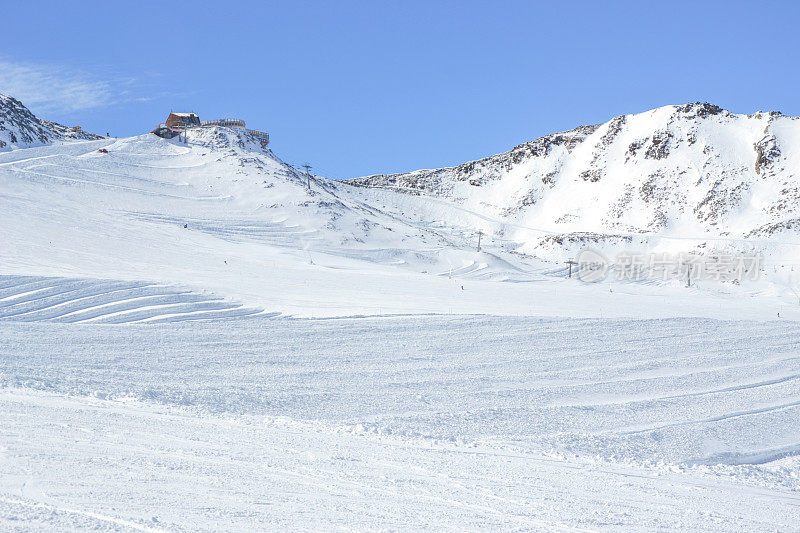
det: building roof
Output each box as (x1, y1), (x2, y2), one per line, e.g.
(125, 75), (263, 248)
(166, 112), (201, 128)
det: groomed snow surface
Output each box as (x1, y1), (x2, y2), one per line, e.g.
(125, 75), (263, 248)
(1, 127), (800, 531)
(2, 315), (800, 531)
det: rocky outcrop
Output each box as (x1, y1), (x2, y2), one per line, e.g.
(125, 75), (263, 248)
(0, 93), (101, 151)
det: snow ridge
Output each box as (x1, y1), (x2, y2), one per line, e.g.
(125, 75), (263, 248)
(0, 93), (102, 151)
(0, 275), (267, 324)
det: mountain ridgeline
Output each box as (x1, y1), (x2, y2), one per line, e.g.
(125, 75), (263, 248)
(0, 94), (102, 151)
(3, 91), (799, 262)
(346, 103), (800, 257)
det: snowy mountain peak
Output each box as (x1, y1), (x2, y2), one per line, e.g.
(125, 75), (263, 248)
(673, 101), (727, 118)
(345, 102), (800, 259)
(0, 93), (102, 151)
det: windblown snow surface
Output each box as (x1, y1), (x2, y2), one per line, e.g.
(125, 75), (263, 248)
(1, 99), (800, 531)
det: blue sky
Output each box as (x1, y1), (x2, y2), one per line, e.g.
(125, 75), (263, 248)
(2, 0), (798, 178)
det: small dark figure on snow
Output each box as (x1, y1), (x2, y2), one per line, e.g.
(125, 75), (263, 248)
(183, 224), (188, 229)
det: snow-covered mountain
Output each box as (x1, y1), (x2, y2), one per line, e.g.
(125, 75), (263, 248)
(4, 93), (800, 310)
(346, 103), (800, 259)
(3, 95), (800, 531)
(0, 93), (102, 151)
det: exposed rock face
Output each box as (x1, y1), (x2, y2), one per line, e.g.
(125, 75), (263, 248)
(345, 102), (800, 257)
(754, 134), (781, 176)
(0, 93), (102, 150)
(675, 102), (726, 118)
(644, 131), (673, 160)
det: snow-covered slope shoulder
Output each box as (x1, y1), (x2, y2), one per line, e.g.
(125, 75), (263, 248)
(345, 103), (800, 258)
(0, 93), (102, 151)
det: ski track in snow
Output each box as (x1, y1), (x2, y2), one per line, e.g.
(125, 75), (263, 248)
(0, 276), (266, 324)
(2, 315), (800, 530)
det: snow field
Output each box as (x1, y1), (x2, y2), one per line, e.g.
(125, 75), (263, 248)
(1, 315), (799, 530)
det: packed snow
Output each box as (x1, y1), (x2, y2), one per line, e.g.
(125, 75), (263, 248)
(3, 316), (800, 531)
(1, 96), (799, 530)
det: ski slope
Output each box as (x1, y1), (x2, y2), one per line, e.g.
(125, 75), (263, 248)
(2, 316), (800, 531)
(2, 103), (800, 530)
(2, 129), (800, 320)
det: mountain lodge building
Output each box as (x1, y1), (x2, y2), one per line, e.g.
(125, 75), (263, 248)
(165, 112), (200, 129)
(153, 111), (269, 146)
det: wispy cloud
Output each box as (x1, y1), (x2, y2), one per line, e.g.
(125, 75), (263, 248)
(0, 59), (136, 113)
